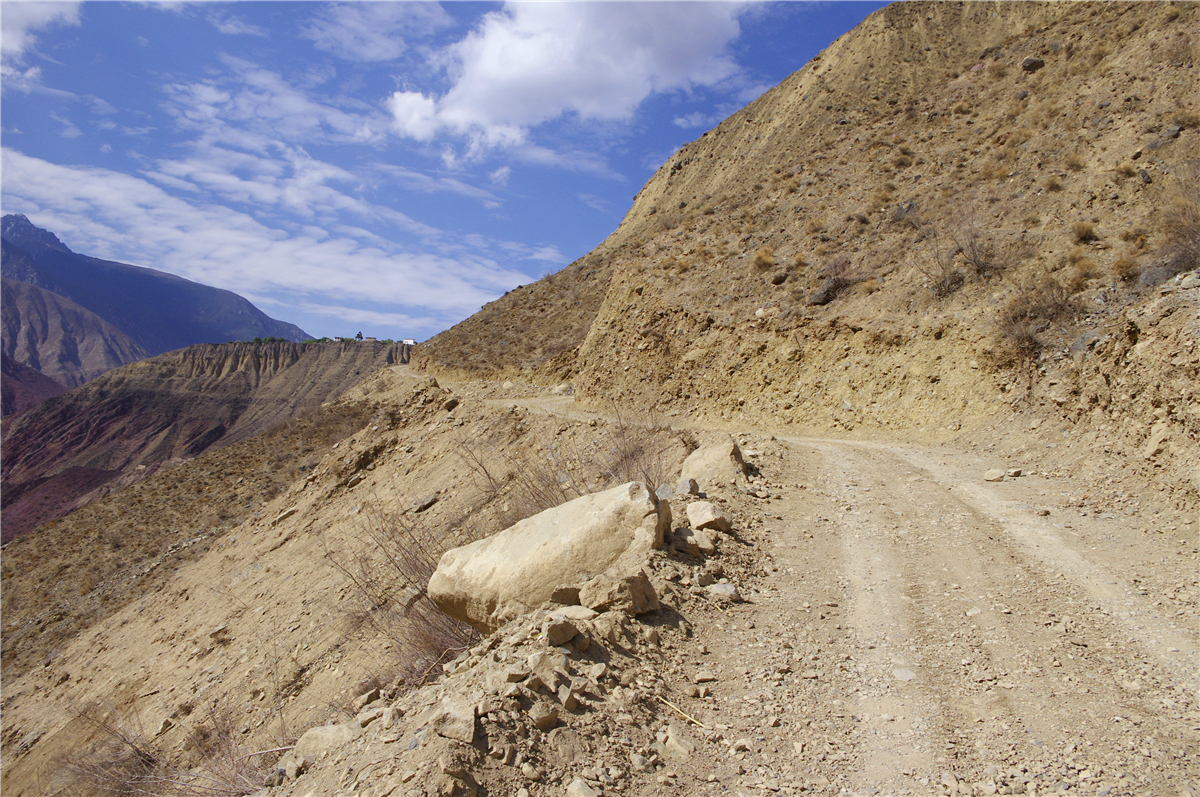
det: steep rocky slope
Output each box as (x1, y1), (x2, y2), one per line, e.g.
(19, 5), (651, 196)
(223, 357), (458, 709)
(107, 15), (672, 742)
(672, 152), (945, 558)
(1, 214), (308, 357)
(2, 275), (150, 390)
(425, 0), (1199, 506)
(1, 340), (408, 542)
(1, 353), (66, 421)
(1, 3), (1197, 797)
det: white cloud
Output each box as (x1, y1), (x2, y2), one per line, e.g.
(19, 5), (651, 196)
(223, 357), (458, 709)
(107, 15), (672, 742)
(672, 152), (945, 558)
(489, 166), (511, 187)
(303, 3), (452, 63)
(577, 193), (611, 213)
(0, 1), (80, 63)
(50, 112), (81, 138)
(208, 12), (268, 38)
(163, 56), (390, 148)
(388, 2), (746, 159)
(673, 111), (721, 130)
(1, 148), (527, 335)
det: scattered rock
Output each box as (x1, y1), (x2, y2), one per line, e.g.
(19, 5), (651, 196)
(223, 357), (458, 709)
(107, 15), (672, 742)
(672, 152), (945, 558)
(443, 397), (460, 412)
(676, 477), (700, 496)
(706, 583), (741, 603)
(680, 440), (747, 486)
(566, 778), (601, 797)
(1142, 422), (1169, 459)
(663, 723), (697, 759)
(1021, 57), (1045, 72)
(686, 501), (732, 532)
(416, 494), (439, 512)
(543, 615), (578, 646)
(428, 697), (477, 743)
(893, 668), (916, 682)
(578, 571), (660, 616)
(983, 469), (1005, 482)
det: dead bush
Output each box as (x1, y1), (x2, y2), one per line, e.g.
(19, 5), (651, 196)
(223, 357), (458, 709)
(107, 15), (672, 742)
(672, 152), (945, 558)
(808, 255), (859, 305)
(1072, 222), (1099, 243)
(911, 221), (963, 297)
(753, 246), (776, 270)
(323, 504), (480, 688)
(1162, 162), (1200, 275)
(1112, 251), (1140, 281)
(63, 703), (268, 797)
(997, 274), (1074, 364)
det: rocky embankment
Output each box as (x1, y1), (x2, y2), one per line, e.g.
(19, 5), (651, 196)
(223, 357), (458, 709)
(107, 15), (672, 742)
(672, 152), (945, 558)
(1, 340), (408, 542)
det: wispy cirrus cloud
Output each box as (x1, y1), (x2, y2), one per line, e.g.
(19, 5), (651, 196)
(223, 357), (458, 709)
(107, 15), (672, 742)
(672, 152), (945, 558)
(302, 3), (453, 63)
(208, 12), (268, 38)
(1, 148), (526, 336)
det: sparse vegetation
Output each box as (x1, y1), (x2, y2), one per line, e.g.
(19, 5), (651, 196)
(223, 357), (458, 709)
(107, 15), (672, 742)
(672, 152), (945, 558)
(63, 703), (268, 797)
(1046, 175), (1064, 192)
(1066, 153), (1086, 172)
(997, 273), (1074, 364)
(1112, 251), (1140, 281)
(753, 246), (777, 270)
(1162, 162), (1200, 275)
(1073, 221), (1099, 243)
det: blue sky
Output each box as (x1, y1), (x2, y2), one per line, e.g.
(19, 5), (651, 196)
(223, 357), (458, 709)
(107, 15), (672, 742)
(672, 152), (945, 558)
(1, 1), (885, 341)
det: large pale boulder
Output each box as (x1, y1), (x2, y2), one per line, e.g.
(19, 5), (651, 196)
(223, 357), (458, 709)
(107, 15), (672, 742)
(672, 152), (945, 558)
(680, 439), (747, 487)
(429, 482), (670, 634)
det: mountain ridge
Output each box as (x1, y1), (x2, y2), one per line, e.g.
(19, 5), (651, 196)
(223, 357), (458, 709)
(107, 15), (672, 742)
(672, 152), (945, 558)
(1, 213), (309, 361)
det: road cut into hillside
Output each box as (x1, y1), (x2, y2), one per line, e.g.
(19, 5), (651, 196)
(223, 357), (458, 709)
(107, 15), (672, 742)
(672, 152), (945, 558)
(477, 391), (1199, 795)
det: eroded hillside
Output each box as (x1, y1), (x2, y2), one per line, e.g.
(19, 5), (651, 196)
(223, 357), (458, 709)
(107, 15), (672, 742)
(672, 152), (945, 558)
(1, 340), (409, 541)
(1, 3), (1197, 797)
(425, 0), (1199, 505)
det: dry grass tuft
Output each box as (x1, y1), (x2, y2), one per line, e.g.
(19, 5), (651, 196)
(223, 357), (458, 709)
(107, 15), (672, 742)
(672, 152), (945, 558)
(1112, 251), (1140, 282)
(997, 273), (1074, 364)
(1072, 222), (1099, 243)
(1162, 162), (1200, 275)
(753, 246), (777, 270)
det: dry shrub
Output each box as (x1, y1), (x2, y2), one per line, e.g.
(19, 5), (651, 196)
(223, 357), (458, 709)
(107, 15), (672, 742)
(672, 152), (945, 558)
(1066, 153), (1086, 172)
(950, 212), (1007, 278)
(997, 274), (1074, 364)
(1115, 162), (1138, 178)
(63, 703), (267, 797)
(1162, 162), (1200, 275)
(323, 504), (480, 688)
(1046, 175), (1064, 192)
(981, 161), (1009, 180)
(1072, 222), (1099, 243)
(805, 218), (826, 235)
(1112, 251), (1140, 281)
(753, 246), (776, 270)
(809, 255), (860, 305)
(1119, 226), (1150, 248)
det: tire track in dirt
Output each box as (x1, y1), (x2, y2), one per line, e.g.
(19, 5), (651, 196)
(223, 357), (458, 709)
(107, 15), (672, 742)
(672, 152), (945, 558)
(691, 436), (1198, 795)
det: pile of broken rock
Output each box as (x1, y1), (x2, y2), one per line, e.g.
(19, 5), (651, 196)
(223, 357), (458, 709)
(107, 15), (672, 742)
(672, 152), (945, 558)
(261, 440), (750, 797)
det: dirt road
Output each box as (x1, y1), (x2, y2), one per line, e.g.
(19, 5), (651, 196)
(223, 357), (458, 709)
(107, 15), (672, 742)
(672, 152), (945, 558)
(478, 389), (1198, 793)
(660, 435), (1198, 795)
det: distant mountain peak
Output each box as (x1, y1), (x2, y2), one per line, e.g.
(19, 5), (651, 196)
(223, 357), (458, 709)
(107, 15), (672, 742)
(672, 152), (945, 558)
(1, 214), (72, 253)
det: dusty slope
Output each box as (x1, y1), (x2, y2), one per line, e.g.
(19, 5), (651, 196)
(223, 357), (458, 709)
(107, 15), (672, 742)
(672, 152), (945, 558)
(1, 340), (407, 541)
(4, 372), (1194, 796)
(2, 3), (1198, 797)
(424, 0), (1199, 508)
